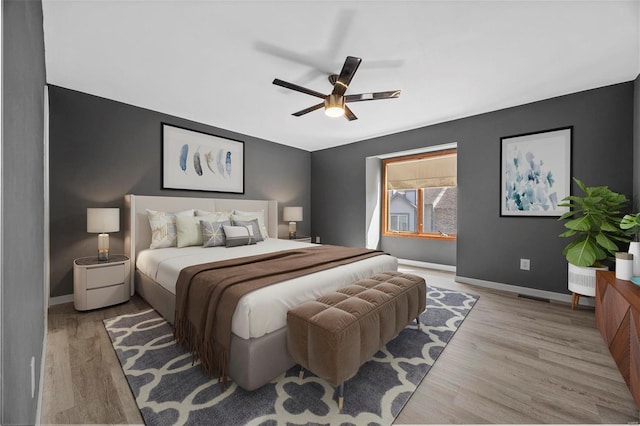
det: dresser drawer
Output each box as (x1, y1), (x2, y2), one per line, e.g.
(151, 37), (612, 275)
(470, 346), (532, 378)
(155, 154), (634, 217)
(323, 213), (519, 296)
(86, 283), (128, 310)
(86, 264), (125, 289)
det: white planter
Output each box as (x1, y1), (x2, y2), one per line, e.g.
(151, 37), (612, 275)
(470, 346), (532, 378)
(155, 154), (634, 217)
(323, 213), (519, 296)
(628, 241), (640, 276)
(568, 263), (608, 297)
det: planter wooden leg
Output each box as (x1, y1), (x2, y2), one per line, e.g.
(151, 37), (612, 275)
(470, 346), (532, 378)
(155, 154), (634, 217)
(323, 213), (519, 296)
(571, 292), (580, 310)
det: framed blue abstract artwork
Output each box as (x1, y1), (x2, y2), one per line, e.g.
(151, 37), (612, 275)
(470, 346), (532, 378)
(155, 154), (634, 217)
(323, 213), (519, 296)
(162, 123), (244, 194)
(500, 126), (572, 217)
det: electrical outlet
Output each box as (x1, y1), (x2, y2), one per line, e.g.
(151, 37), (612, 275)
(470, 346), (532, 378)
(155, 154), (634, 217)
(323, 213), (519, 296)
(520, 258), (530, 271)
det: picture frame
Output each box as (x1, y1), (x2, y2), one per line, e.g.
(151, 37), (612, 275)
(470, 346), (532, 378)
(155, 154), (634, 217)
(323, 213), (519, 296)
(500, 126), (572, 217)
(162, 123), (244, 193)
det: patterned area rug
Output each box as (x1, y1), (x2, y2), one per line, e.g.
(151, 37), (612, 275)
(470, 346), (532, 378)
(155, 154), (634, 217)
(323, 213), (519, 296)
(104, 285), (478, 426)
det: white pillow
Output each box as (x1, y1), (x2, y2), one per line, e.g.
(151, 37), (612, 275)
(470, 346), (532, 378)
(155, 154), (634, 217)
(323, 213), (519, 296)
(176, 213), (222, 247)
(195, 209), (231, 217)
(223, 224), (257, 247)
(231, 218), (263, 242)
(195, 210), (230, 220)
(232, 210), (269, 239)
(147, 209), (195, 249)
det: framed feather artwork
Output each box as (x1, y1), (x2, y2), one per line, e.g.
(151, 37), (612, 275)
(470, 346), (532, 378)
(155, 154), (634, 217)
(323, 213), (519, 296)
(162, 123), (244, 194)
(500, 126), (572, 217)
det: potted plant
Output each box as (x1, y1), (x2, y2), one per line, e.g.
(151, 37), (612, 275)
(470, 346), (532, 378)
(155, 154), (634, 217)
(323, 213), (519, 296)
(620, 212), (640, 275)
(558, 178), (629, 308)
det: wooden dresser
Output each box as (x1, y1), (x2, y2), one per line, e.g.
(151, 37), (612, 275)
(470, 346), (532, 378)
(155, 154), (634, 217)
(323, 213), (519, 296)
(595, 271), (640, 407)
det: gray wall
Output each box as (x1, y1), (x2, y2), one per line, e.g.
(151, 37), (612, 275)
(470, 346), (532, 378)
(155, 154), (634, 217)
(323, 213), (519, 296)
(2, 0), (47, 423)
(48, 86), (311, 298)
(311, 82), (634, 294)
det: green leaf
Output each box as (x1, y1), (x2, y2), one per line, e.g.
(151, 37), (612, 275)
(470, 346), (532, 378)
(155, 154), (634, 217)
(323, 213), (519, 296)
(593, 244), (608, 261)
(564, 216), (591, 232)
(601, 221), (620, 233)
(595, 232), (618, 252)
(558, 211), (577, 221)
(559, 229), (577, 238)
(566, 238), (597, 267)
(573, 177), (587, 194)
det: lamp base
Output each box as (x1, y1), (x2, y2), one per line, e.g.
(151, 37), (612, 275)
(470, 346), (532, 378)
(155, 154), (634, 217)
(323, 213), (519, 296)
(98, 233), (110, 261)
(288, 222), (297, 239)
(98, 249), (109, 261)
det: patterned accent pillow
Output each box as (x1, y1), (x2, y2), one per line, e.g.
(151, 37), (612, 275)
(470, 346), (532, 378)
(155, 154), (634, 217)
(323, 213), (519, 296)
(223, 224), (257, 248)
(232, 210), (269, 239)
(175, 213), (223, 248)
(201, 220), (231, 247)
(231, 218), (263, 242)
(147, 209), (195, 249)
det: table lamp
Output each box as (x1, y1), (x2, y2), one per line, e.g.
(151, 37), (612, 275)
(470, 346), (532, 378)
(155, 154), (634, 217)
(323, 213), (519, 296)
(283, 206), (303, 239)
(87, 208), (120, 261)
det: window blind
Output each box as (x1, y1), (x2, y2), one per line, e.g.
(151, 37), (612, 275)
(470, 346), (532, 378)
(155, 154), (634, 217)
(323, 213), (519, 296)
(386, 153), (457, 190)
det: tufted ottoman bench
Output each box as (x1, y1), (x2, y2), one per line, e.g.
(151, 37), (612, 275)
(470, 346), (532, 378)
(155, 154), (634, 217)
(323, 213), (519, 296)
(286, 271), (427, 410)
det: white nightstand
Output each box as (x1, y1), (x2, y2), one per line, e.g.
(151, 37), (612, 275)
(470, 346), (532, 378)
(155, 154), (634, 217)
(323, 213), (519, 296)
(288, 236), (312, 243)
(73, 255), (131, 311)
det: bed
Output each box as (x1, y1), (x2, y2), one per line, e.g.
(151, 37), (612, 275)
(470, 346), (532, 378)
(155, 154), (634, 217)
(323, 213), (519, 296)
(124, 194), (398, 390)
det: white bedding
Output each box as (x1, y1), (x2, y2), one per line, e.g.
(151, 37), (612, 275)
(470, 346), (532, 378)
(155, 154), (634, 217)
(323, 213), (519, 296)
(136, 239), (397, 339)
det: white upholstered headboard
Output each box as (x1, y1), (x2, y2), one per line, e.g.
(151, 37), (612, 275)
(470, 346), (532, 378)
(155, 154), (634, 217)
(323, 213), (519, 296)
(124, 194), (278, 292)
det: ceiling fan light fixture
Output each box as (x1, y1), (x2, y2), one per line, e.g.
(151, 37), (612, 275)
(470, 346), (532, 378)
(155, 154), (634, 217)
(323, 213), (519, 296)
(273, 56), (399, 121)
(324, 94), (345, 118)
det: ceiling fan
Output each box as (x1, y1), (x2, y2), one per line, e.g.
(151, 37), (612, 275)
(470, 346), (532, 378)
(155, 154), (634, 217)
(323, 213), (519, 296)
(272, 56), (400, 121)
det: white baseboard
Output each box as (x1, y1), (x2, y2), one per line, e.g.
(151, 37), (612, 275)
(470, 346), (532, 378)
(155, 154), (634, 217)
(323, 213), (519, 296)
(398, 259), (457, 273)
(49, 294), (73, 306)
(455, 275), (595, 307)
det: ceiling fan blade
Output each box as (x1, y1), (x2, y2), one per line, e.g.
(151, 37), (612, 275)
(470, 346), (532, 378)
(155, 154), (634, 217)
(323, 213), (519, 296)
(331, 56), (362, 97)
(345, 90), (401, 103)
(343, 105), (358, 121)
(272, 79), (327, 99)
(292, 102), (324, 117)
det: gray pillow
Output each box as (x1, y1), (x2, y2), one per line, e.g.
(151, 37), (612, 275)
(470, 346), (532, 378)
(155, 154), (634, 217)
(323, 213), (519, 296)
(231, 218), (264, 242)
(201, 220), (230, 247)
(223, 224), (257, 248)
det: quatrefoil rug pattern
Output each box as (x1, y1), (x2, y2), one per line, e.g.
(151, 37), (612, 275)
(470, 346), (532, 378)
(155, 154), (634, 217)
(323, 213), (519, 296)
(104, 285), (478, 426)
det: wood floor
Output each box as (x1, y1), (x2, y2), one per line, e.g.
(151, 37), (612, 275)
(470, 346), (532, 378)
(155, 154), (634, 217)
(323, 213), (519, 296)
(41, 268), (640, 425)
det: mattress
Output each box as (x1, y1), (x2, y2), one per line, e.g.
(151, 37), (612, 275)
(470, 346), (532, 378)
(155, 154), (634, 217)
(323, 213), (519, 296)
(136, 239), (397, 339)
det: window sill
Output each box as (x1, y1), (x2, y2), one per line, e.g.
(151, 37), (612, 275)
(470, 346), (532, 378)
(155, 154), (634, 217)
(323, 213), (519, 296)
(382, 232), (456, 241)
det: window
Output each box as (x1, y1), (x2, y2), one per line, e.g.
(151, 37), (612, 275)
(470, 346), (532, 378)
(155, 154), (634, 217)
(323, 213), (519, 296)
(390, 213), (410, 231)
(382, 149), (457, 240)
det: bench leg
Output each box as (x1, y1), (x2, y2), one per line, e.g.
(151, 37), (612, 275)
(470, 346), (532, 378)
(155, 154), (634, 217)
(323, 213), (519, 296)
(299, 367), (304, 380)
(338, 382), (344, 411)
(416, 317), (421, 331)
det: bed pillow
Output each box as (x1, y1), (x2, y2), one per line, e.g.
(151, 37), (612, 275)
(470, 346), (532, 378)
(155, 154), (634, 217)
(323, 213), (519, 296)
(231, 218), (263, 242)
(196, 209), (230, 220)
(223, 224), (257, 248)
(232, 210), (269, 239)
(147, 209), (195, 249)
(175, 213), (222, 247)
(201, 220), (231, 247)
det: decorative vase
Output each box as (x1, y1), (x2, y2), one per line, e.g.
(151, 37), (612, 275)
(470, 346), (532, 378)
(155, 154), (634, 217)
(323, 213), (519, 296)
(628, 241), (640, 276)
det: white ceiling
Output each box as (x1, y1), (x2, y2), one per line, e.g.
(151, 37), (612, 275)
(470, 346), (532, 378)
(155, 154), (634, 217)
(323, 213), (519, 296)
(42, 1), (639, 152)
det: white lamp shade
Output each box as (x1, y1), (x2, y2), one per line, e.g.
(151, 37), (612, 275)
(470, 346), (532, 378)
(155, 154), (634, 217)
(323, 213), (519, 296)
(87, 208), (120, 233)
(283, 206), (303, 222)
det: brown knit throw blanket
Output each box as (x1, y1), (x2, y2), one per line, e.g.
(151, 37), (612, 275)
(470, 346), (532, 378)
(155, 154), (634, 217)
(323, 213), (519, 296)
(173, 245), (385, 387)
